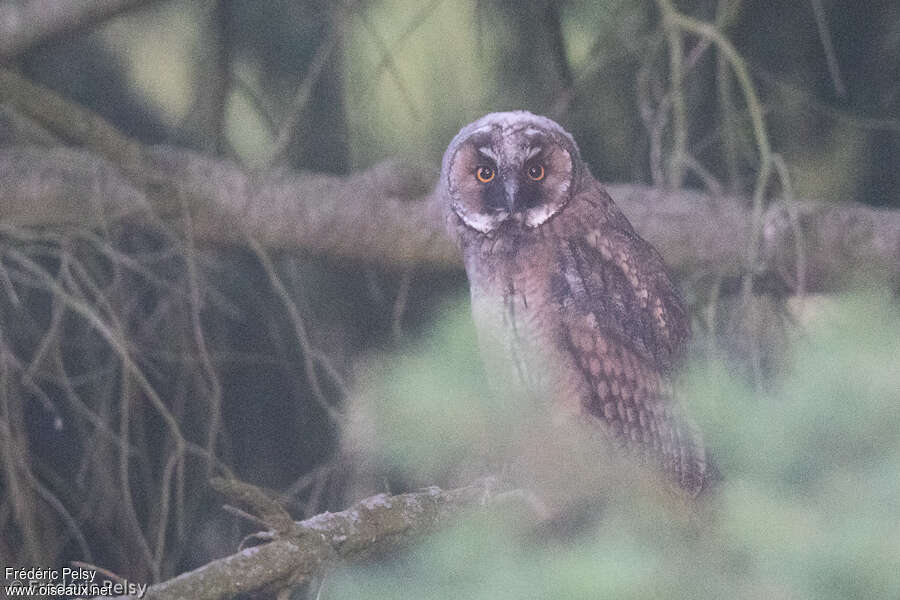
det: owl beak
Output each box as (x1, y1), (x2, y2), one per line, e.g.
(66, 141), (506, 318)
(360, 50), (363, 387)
(504, 178), (519, 213)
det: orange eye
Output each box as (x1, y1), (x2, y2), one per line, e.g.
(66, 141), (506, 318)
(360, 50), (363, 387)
(475, 166), (495, 183)
(527, 164), (545, 181)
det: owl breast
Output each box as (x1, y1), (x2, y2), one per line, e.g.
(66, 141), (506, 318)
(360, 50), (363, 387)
(465, 234), (590, 419)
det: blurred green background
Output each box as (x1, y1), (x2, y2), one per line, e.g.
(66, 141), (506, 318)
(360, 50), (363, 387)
(3, 0), (900, 597)
(333, 293), (900, 600)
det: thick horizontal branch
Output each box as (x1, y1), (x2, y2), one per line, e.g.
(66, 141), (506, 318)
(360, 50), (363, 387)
(0, 0), (149, 58)
(145, 146), (456, 267)
(103, 483), (503, 600)
(1, 145), (898, 290)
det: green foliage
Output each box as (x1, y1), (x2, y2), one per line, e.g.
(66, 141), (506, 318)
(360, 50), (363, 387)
(332, 293), (900, 599)
(363, 299), (537, 482)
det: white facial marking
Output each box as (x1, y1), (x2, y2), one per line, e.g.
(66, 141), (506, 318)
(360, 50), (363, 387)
(453, 202), (508, 233)
(524, 180), (569, 227)
(478, 146), (498, 162)
(524, 204), (556, 227)
(525, 146), (542, 160)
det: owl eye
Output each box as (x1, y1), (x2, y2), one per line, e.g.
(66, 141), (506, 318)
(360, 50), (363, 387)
(527, 164), (545, 181)
(475, 166), (495, 183)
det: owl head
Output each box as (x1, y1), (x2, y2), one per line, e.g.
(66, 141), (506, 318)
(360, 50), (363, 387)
(441, 111), (583, 235)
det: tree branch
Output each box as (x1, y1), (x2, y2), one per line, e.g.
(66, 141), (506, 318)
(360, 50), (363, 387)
(2, 67), (898, 290)
(0, 0), (151, 58)
(101, 482), (506, 600)
(1, 145), (898, 290)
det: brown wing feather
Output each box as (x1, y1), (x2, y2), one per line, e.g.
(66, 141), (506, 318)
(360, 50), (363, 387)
(571, 228), (690, 370)
(554, 213), (705, 495)
(562, 317), (706, 494)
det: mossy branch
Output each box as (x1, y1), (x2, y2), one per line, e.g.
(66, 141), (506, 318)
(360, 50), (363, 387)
(100, 482), (509, 600)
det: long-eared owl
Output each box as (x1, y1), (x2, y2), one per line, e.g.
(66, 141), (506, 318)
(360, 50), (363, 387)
(441, 111), (707, 496)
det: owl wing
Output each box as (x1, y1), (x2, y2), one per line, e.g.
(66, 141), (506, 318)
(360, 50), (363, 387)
(552, 219), (705, 495)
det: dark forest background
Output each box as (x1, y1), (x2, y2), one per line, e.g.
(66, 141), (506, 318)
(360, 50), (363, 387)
(1, 1), (899, 598)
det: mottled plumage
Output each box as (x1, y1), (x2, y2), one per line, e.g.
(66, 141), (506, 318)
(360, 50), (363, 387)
(441, 111), (706, 495)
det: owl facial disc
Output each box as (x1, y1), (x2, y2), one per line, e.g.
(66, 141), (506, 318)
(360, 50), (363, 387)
(443, 111), (579, 234)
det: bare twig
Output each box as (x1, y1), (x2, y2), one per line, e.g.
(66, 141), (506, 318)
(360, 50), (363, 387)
(248, 239), (344, 425)
(657, 0), (689, 188)
(0, 68), (146, 178)
(350, 0), (422, 122)
(769, 154), (806, 298)
(757, 67), (900, 134)
(269, 22), (341, 163)
(391, 270), (412, 342)
(809, 0), (847, 99)
(0, 0), (150, 58)
(364, 0), (443, 102)
(179, 186), (225, 478)
(184, 0), (232, 154)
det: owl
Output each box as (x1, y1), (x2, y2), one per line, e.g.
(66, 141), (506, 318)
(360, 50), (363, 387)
(441, 111), (707, 496)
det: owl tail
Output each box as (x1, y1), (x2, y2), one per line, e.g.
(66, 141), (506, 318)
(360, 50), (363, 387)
(675, 415), (709, 497)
